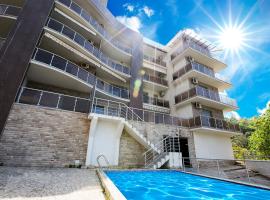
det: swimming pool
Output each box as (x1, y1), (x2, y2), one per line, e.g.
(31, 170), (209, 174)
(105, 170), (270, 200)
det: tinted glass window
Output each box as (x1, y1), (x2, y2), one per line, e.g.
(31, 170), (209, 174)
(48, 19), (62, 32)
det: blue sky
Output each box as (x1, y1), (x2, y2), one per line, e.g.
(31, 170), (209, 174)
(108, 0), (270, 118)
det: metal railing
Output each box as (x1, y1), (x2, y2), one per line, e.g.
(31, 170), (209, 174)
(173, 62), (229, 83)
(143, 135), (171, 168)
(0, 37), (5, 50)
(188, 115), (241, 132)
(96, 154), (110, 168)
(91, 97), (143, 121)
(175, 85), (237, 107)
(171, 38), (218, 61)
(143, 54), (166, 67)
(46, 18), (130, 75)
(143, 74), (168, 87)
(17, 87), (91, 113)
(0, 4), (21, 17)
(181, 157), (270, 187)
(32, 48), (130, 99)
(143, 95), (169, 108)
(57, 0), (132, 54)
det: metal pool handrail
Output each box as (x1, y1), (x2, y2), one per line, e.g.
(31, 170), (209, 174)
(97, 154), (110, 169)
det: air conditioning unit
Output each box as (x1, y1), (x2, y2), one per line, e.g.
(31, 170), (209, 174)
(192, 77), (198, 84)
(159, 91), (165, 97)
(81, 63), (90, 69)
(195, 102), (202, 109)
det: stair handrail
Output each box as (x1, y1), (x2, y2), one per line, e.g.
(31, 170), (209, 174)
(143, 135), (172, 168)
(96, 154), (110, 169)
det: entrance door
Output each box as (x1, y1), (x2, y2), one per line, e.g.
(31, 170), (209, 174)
(179, 138), (190, 166)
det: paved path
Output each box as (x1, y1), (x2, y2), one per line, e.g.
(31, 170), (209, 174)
(0, 167), (105, 200)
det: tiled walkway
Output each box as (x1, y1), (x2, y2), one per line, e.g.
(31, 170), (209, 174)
(0, 167), (105, 200)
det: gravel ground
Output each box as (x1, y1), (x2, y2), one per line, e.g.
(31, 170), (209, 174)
(0, 167), (105, 200)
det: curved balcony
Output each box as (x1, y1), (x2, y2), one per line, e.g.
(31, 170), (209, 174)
(57, 0), (132, 55)
(45, 18), (130, 77)
(175, 86), (238, 111)
(143, 55), (166, 68)
(173, 62), (231, 90)
(171, 40), (226, 72)
(31, 48), (130, 100)
(17, 87), (90, 113)
(0, 4), (21, 18)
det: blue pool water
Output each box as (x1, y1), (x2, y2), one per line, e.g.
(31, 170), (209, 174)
(105, 170), (270, 200)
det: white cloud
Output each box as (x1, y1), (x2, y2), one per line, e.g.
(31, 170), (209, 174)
(225, 111), (241, 120)
(116, 16), (142, 32)
(123, 3), (134, 12)
(142, 6), (154, 17)
(256, 100), (270, 115)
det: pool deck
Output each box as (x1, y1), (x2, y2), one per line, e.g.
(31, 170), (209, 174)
(0, 167), (105, 200)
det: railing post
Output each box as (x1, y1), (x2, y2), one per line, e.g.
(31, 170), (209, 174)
(37, 91), (43, 106)
(56, 95), (61, 108)
(244, 159), (251, 182)
(74, 98), (77, 111)
(16, 87), (24, 103)
(216, 160), (221, 177)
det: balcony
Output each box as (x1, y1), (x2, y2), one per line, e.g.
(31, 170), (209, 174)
(171, 40), (226, 72)
(173, 62), (231, 90)
(143, 74), (168, 92)
(30, 48), (130, 100)
(143, 95), (169, 108)
(45, 18), (130, 77)
(17, 87), (91, 113)
(175, 86), (238, 111)
(187, 115), (241, 135)
(143, 54), (166, 68)
(0, 4), (21, 18)
(56, 0), (132, 55)
(130, 107), (241, 135)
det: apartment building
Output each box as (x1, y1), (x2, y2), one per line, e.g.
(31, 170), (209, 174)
(0, 0), (241, 168)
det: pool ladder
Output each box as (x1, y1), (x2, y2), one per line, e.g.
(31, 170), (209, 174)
(96, 154), (110, 169)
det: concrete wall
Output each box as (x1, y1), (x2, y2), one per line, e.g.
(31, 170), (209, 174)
(193, 132), (234, 159)
(118, 130), (146, 167)
(0, 104), (90, 167)
(86, 116), (124, 166)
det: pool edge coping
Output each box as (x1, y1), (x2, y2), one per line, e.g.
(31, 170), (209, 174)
(102, 168), (270, 191)
(96, 169), (127, 200)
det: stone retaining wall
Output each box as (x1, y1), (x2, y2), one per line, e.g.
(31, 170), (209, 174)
(0, 103), (90, 167)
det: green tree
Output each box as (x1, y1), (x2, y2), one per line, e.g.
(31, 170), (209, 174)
(248, 106), (270, 159)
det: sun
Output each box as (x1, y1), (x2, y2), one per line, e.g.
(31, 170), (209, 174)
(218, 26), (245, 51)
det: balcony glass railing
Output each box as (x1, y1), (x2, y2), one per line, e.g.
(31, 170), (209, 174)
(46, 18), (130, 76)
(187, 115), (241, 132)
(143, 74), (168, 87)
(130, 107), (241, 132)
(32, 48), (130, 99)
(17, 87), (91, 113)
(171, 38), (217, 61)
(143, 95), (169, 108)
(0, 4), (21, 17)
(57, 0), (132, 54)
(143, 54), (166, 67)
(173, 62), (229, 82)
(175, 85), (237, 107)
